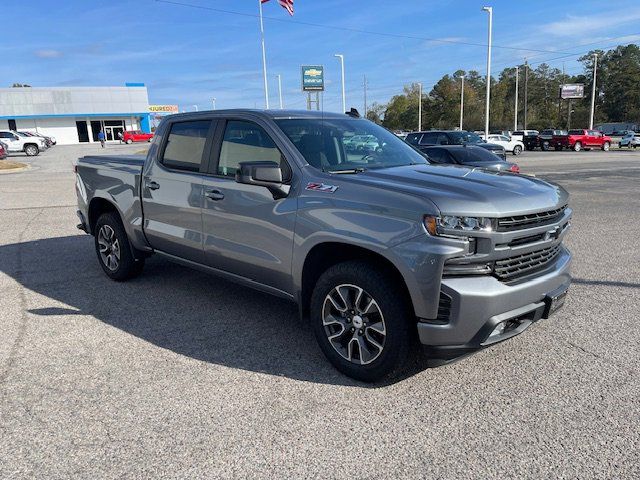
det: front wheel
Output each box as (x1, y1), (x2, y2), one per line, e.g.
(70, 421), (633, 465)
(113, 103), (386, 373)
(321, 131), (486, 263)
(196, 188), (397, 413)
(94, 212), (144, 281)
(602, 141), (610, 151)
(512, 145), (522, 156)
(126, 139), (133, 144)
(573, 142), (582, 152)
(542, 141), (550, 151)
(24, 144), (39, 156)
(310, 261), (414, 382)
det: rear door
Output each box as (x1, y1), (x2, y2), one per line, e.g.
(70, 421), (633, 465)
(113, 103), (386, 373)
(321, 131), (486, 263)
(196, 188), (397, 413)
(200, 117), (297, 294)
(141, 118), (216, 263)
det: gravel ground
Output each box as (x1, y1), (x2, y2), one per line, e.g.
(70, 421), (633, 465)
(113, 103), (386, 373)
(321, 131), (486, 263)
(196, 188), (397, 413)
(0, 144), (639, 479)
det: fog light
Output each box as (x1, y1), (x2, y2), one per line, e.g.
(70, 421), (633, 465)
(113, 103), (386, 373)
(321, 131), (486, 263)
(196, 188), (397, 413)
(488, 322), (506, 339)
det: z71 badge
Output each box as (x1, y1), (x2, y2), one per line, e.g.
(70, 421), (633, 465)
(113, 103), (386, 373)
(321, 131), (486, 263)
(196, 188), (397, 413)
(306, 182), (339, 193)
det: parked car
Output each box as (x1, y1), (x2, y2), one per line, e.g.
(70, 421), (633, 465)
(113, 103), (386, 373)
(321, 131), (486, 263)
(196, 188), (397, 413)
(483, 134), (524, 155)
(566, 129), (612, 151)
(123, 130), (154, 144)
(0, 141), (7, 160)
(75, 109), (572, 382)
(405, 130), (506, 160)
(18, 131), (56, 147)
(420, 145), (520, 172)
(0, 130), (45, 156)
(618, 132), (640, 148)
(511, 130), (539, 151)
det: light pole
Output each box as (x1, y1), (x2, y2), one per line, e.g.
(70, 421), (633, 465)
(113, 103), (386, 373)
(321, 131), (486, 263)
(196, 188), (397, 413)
(334, 54), (346, 113)
(482, 6), (493, 139)
(277, 74), (284, 109)
(418, 82), (422, 131)
(514, 66), (519, 131)
(459, 74), (464, 131)
(524, 58), (529, 129)
(193, 104), (198, 112)
(212, 98), (216, 110)
(589, 53), (598, 130)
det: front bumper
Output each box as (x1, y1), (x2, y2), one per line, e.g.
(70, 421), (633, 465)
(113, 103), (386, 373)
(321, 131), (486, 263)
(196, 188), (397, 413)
(417, 246), (571, 358)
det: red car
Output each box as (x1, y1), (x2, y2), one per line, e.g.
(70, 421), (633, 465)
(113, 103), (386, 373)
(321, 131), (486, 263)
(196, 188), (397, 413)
(123, 130), (153, 144)
(566, 129), (612, 152)
(0, 141), (7, 159)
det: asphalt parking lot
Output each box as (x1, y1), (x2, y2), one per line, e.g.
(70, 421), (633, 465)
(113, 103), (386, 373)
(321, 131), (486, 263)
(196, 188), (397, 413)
(1, 144), (639, 478)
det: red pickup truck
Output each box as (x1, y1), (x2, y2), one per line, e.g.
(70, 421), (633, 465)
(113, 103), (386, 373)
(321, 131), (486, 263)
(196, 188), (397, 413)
(123, 130), (153, 144)
(562, 129), (611, 152)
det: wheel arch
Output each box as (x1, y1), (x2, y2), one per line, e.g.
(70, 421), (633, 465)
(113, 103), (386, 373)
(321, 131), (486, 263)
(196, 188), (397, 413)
(298, 242), (415, 321)
(88, 197), (120, 234)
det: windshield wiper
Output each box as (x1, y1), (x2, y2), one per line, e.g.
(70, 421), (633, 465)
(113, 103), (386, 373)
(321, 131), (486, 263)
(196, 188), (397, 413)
(325, 167), (366, 174)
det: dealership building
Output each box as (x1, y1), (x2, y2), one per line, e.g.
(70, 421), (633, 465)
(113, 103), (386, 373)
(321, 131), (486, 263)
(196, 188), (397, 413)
(0, 83), (153, 145)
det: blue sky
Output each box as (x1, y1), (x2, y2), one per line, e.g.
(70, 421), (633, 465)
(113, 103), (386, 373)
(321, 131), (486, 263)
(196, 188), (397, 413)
(4, 0), (640, 113)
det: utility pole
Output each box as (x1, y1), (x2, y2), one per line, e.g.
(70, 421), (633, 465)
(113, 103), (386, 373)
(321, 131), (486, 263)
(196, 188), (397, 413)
(523, 58), (529, 130)
(418, 82), (422, 131)
(589, 53), (598, 130)
(334, 54), (346, 113)
(514, 66), (519, 131)
(482, 6), (493, 139)
(277, 74), (283, 109)
(460, 75), (464, 130)
(363, 75), (368, 118)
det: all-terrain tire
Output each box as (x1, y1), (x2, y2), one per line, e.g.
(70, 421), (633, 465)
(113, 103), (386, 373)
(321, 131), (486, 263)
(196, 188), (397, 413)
(94, 212), (145, 281)
(310, 261), (415, 382)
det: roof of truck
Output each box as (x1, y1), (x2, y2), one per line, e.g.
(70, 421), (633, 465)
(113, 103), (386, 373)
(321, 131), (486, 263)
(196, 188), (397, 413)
(165, 109), (360, 121)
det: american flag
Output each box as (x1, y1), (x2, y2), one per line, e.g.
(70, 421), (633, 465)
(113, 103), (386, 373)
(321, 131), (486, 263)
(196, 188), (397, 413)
(261, 0), (294, 16)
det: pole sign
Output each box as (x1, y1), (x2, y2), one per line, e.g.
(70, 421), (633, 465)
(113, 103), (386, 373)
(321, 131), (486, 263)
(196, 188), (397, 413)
(301, 65), (324, 91)
(560, 84), (584, 99)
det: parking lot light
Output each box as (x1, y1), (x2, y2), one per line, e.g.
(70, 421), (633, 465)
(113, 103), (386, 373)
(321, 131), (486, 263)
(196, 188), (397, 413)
(482, 6), (493, 140)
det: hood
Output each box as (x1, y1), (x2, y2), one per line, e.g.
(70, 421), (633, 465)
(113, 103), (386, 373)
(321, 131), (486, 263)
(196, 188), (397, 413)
(345, 164), (568, 217)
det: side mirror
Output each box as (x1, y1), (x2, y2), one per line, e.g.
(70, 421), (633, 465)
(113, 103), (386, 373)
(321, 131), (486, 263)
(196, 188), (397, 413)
(235, 161), (290, 199)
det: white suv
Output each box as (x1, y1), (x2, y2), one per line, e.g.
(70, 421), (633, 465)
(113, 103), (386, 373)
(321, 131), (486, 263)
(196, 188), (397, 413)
(0, 130), (46, 156)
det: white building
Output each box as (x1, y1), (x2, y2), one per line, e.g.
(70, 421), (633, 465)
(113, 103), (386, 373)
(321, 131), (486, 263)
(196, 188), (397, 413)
(0, 84), (151, 145)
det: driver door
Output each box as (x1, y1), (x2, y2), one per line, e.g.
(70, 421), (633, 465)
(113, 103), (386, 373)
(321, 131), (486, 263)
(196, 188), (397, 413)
(200, 118), (297, 295)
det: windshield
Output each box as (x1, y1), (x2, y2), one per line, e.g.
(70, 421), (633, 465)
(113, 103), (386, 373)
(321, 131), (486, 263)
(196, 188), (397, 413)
(448, 131), (484, 145)
(275, 118), (427, 172)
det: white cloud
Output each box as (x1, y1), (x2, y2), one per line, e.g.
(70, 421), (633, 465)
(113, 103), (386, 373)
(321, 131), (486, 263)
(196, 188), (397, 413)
(539, 10), (640, 37)
(34, 49), (63, 58)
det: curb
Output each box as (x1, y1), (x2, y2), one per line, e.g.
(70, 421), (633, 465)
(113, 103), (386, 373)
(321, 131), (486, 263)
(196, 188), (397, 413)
(0, 163), (31, 174)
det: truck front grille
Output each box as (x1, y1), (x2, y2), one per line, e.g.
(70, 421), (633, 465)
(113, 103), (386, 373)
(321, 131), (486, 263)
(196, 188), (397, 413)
(497, 205), (567, 231)
(494, 244), (562, 281)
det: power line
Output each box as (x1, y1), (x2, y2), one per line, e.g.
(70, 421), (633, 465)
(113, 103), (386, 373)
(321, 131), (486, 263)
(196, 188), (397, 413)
(154, 0), (583, 55)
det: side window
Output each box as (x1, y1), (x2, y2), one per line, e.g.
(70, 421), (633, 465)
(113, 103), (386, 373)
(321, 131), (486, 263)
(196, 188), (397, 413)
(161, 120), (212, 172)
(437, 134), (449, 145)
(419, 132), (438, 145)
(406, 133), (421, 145)
(218, 120), (287, 179)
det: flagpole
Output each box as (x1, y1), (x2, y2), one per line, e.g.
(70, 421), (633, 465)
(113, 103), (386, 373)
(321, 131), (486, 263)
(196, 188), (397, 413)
(259, 0), (270, 109)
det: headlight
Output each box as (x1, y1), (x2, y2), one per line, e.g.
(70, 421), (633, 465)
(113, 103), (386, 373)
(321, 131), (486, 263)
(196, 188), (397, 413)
(423, 215), (493, 236)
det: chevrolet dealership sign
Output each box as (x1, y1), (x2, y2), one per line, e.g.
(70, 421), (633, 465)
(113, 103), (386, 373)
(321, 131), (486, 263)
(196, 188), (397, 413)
(301, 65), (325, 92)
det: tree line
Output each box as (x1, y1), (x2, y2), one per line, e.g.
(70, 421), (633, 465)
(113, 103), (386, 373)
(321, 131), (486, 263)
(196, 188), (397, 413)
(368, 44), (640, 132)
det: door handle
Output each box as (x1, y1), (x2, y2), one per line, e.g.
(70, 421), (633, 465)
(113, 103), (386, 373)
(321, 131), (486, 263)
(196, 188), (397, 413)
(146, 180), (160, 190)
(205, 189), (225, 201)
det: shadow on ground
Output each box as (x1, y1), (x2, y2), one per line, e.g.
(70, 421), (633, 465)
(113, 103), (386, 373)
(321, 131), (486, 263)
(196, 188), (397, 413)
(1, 235), (430, 387)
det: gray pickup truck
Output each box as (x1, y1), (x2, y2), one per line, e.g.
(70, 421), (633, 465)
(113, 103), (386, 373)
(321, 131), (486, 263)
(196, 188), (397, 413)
(75, 109), (572, 381)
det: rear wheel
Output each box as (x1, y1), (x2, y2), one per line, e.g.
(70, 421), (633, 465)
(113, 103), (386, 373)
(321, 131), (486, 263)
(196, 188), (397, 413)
(310, 261), (414, 382)
(512, 145), (522, 156)
(602, 141), (610, 151)
(94, 212), (144, 281)
(24, 144), (39, 156)
(573, 141), (582, 152)
(126, 139), (133, 144)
